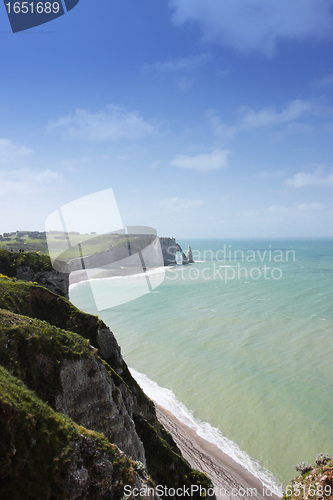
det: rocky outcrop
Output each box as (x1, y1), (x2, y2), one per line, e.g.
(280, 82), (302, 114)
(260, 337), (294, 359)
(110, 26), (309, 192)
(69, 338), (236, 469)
(0, 282), (216, 499)
(16, 266), (69, 298)
(61, 432), (156, 500)
(66, 235), (192, 270)
(159, 238), (189, 265)
(0, 362), (157, 500)
(286, 455), (333, 500)
(186, 245), (195, 264)
(56, 356), (146, 463)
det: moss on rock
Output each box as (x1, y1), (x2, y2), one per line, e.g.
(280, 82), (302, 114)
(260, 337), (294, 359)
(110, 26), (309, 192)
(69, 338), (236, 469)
(0, 365), (144, 500)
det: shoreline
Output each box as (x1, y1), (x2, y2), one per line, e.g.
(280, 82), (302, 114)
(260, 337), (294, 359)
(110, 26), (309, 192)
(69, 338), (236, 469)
(155, 403), (281, 500)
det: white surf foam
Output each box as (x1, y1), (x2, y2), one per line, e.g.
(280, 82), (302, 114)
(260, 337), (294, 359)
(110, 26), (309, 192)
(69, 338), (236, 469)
(129, 367), (282, 497)
(69, 265), (167, 291)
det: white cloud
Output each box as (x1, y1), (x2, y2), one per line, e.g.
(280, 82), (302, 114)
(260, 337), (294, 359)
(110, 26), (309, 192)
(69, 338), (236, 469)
(286, 169), (333, 188)
(171, 148), (229, 171)
(169, 0), (333, 56)
(311, 74), (333, 88)
(47, 105), (155, 141)
(241, 100), (314, 128)
(256, 170), (287, 179)
(139, 53), (212, 91)
(240, 209), (261, 217)
(209, 100), (316, 139)
(241, 202), (325, 219)
(296, 202), (324, 211)
(140, 53), (212, 74)
(159, 197), (204, 210)
(0, 138), (33, 163)
(268, 203), (324, 214)
(0, 169), (66, 195)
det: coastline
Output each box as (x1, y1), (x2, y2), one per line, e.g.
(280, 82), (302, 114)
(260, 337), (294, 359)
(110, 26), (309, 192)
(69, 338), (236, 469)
(155, 404), (281, 500)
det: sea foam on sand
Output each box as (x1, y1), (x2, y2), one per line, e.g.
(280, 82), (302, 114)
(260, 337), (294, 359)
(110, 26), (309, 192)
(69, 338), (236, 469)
(130, 368), (282, 500)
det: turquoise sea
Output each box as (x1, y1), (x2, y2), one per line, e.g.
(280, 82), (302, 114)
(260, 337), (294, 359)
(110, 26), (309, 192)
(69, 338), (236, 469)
(70, 239), (333, 494)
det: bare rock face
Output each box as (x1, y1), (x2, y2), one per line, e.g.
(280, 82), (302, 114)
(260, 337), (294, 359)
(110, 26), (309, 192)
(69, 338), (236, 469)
(16, 266), (69, 298)
(56, 356), (146, 464)
(159, 238), (189, 265)
(97, 327), (124, 370)
(62, 433), (156, 500)
(186, 245), (194, 264)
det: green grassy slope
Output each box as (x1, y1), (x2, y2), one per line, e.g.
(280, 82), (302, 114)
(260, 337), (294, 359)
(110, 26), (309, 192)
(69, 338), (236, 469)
(0, 365), (141, 500)
(0, 276), (214, 498)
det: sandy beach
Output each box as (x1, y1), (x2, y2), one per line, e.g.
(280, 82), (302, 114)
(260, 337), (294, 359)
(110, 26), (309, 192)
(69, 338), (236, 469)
(155, 404), (281, 500)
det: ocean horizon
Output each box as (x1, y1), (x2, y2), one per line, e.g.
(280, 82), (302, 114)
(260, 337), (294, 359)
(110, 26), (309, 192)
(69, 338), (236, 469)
(69, 238), (333, 493)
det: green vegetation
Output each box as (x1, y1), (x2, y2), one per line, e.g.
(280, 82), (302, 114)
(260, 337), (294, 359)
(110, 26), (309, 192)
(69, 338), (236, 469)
(0, 276), (155, 410)
(133, 415), (212, 498)
(0, 249), (52, 277)
(0, 308), (98, 408)
(0, 276), (98, 338)
(315, 453), (331, 466)
(0, 275), (215, 498)
(284, 455), (333, 500)
(295, 462), (313, 475)
(0, 365), (138, 500)
(0, 231), (48, 254)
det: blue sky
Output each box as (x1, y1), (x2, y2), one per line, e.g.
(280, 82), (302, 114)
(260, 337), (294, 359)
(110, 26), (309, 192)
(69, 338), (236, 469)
(1, 0), (333, 238)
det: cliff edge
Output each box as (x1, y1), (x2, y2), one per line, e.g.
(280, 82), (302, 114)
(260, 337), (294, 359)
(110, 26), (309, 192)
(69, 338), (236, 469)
(0, 262), (215, 499)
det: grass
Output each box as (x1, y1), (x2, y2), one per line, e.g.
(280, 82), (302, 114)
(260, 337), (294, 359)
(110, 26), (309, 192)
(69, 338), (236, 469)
(0, 277), (155, 409)
(0, 230), (153, 259)
(133, 414), (213, 498)
(0, 231), (48, 254)
(0, 308), (99, 408)
(0, 364), (139, 500)
(0, 249), (53, 277)
(0, 276), (216, 499)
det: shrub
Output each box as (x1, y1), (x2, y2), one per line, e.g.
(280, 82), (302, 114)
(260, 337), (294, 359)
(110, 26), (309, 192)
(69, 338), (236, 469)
(295, 462), (313, 474)
(315, 453), (331, 465)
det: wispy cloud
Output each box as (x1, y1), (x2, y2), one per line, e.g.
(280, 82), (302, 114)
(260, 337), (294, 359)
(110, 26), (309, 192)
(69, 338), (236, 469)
(209, 99), (317, 139)
(286, 168), (333, 187)
(268, 203), (325, 213)
(47, 105), (156, 141)
(171, 148), (229, 171)
(169, 0), (333, 56)
(0, 138), (33, 163)
(311, 74), (333, 88)
(138, 53), (212, 91)
(159, 197), (204, 210)
(240, 209), (261, 217)
(256, 170), (287, 179)
(296, 202), (324, 211)
(0, 169), (66, 195)
(241, 202), (325, 218)
(140, 53), (212, 73)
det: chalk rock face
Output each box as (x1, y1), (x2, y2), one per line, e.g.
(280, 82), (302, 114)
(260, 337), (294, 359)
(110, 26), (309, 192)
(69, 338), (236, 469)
(56, 356), (146, 463)
(61, 433), (156, 500)
(159, 238), (189, 265)
(97, 326), (124, 370)
(186, 245), (194, 264)
(157, 237), (177, 265)
(16, 266), (69, 298)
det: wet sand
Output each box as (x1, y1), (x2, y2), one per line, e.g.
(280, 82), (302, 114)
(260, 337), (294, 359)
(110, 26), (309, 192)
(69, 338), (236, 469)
(155, 404), (281, 500)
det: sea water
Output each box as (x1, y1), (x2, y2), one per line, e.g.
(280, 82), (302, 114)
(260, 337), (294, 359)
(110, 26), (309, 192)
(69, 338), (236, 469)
(69, 239), (333, 492)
